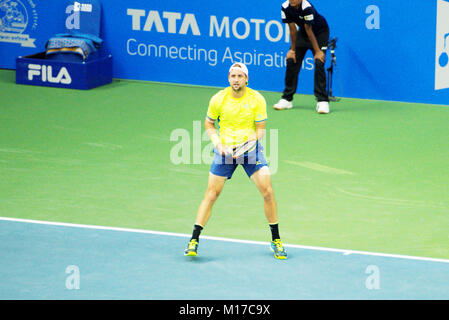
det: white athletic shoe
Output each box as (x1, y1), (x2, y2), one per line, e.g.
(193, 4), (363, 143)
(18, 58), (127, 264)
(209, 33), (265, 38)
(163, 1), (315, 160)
(316, 101), (330, 114)
(274, 99), (293, 110)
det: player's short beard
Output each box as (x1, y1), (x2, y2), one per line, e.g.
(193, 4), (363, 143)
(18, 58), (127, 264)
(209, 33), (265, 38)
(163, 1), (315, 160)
(231, 82), (245, 93)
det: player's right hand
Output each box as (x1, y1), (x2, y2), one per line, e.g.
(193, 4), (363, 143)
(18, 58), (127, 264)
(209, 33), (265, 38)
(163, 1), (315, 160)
(217, 143), (233, 156)
(286, 49), (296, 63)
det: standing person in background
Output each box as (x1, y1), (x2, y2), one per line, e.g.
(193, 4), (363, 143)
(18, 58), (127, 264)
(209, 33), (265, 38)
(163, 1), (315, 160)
(274, 0), (331, 114)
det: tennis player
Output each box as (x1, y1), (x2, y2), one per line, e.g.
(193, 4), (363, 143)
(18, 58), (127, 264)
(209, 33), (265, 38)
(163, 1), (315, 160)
(184, 63), (287, 260)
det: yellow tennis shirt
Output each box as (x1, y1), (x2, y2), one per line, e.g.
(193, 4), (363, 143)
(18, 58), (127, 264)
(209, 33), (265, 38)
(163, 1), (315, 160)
(207, 87), (267, 147)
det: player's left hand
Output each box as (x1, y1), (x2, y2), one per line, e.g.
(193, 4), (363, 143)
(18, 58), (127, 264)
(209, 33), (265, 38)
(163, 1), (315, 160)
(315, 50), (325, 63)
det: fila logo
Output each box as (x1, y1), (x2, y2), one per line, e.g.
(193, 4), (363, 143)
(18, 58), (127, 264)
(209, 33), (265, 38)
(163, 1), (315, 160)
(27, 64), (72, 84)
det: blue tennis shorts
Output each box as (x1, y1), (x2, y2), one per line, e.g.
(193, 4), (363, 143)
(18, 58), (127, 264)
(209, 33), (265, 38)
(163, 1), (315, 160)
(210, 142), (268, 179)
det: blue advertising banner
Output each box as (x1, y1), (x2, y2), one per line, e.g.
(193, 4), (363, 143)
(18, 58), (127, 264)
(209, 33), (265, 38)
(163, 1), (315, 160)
(1, 0), (449, 105)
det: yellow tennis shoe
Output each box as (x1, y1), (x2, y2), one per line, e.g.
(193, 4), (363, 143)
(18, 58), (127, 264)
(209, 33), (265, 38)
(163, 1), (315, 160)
(270, 239), (287, 260)
(184, 239), (199, 256)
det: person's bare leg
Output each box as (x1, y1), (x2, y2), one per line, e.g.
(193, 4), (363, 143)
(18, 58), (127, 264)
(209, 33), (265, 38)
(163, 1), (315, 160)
(194, 172), (227, 227)
(185, 173), (227, 256)
(251, 166), (287, 259)
(250, 166), (277, 224)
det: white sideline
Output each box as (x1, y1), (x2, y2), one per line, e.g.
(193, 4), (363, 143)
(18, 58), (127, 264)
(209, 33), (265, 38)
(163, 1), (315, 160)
(1, 216), (449, 264)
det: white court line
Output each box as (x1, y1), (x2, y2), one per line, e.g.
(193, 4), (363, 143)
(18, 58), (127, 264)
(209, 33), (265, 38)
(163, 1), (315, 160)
(1, 216), (449, 264)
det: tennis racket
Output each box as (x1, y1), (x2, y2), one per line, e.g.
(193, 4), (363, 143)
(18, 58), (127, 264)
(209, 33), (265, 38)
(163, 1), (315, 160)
(232, 140), (257, 159)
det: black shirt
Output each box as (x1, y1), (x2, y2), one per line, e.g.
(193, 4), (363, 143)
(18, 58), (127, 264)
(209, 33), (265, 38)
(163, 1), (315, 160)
(281, 0), (328, 38)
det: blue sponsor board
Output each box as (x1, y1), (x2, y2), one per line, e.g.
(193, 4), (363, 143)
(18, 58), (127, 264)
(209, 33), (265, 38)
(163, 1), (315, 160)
(16, 52), (112, 89)
(1, 1), (449, 105)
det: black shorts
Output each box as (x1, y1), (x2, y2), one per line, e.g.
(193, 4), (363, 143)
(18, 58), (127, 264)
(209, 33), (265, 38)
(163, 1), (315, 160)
(296, 28), (330, 51)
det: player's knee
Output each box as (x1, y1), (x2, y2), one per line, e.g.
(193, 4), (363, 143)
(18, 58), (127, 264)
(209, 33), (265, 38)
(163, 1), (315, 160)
(286, 58), (298, 68)
(261, 186), (274, 202)
(206, 188), (221, 202)
(314, 59), (325, 67)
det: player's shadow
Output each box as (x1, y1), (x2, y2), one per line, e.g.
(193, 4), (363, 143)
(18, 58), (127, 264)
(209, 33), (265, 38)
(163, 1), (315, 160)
(182, 255), (217, 263)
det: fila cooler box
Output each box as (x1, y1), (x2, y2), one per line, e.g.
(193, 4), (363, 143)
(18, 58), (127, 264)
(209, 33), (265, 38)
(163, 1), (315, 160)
(15, 52), (112, 90)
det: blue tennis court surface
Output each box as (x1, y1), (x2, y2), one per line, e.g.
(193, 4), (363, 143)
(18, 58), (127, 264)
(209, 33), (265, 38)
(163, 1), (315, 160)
(1, 217), (448, 300)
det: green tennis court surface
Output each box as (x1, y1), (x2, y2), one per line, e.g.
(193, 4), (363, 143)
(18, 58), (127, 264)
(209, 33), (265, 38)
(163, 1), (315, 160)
(1, 69), (448, 299)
